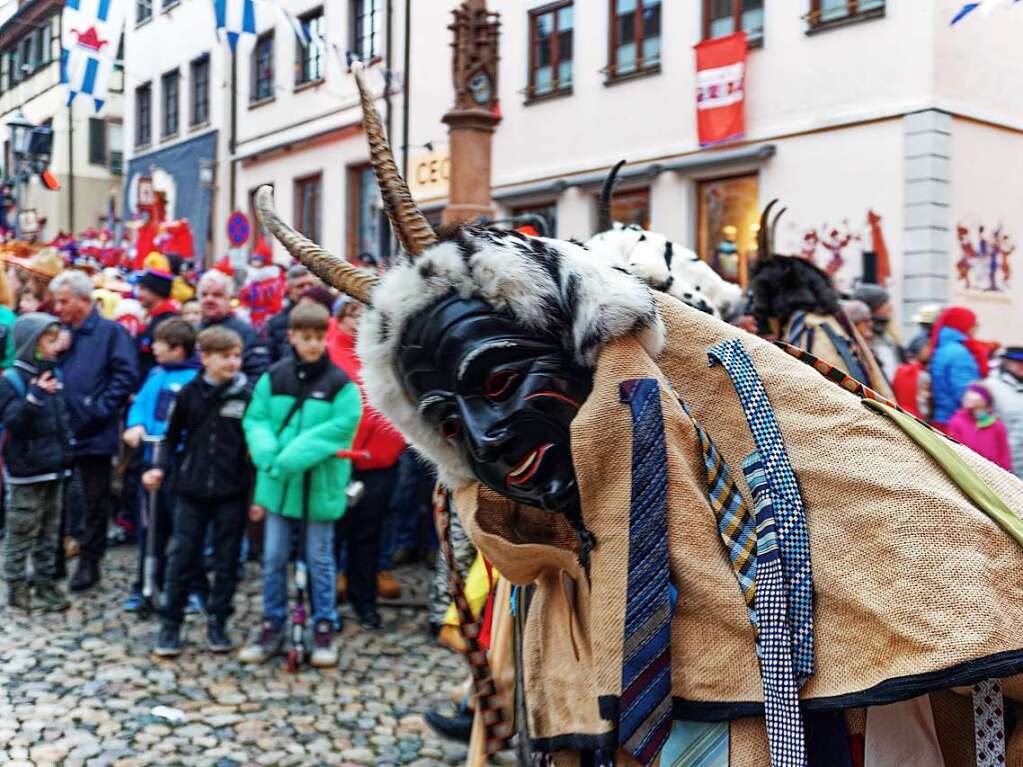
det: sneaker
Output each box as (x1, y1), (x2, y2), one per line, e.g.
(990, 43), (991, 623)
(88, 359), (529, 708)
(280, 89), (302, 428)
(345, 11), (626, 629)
(423, 706), (474, 743)
(7, 581), (31, 611)
(377, 571), (402, 600)
(238, 621), (284, 664)
(122, 592), (145, 612)
(153, 624), (182, 657)
(33, 582), (70, 613)
(69, 560), (100, 592)
(207, 617), (235, 653)
(185, 592), (207, 615)
(310, 620), (338, 668)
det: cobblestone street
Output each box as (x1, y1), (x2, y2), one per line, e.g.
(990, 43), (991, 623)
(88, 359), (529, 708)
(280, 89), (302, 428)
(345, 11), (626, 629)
(0, 547), (472, 766)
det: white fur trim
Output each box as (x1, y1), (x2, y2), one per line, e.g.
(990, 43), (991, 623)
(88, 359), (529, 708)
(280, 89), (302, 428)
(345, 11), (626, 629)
(356, 227), (664, 487)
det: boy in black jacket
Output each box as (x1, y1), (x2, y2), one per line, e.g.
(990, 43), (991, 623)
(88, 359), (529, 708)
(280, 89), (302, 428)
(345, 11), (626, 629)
(0, 313), (75, 611)
(145, 326), (254, 656)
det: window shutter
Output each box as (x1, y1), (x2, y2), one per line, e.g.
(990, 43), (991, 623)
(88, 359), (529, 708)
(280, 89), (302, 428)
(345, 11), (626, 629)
(88, 118), (107, 165)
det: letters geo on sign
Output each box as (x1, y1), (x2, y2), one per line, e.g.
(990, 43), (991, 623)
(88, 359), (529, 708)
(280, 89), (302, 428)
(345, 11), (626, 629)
(694, 32), (748, 147)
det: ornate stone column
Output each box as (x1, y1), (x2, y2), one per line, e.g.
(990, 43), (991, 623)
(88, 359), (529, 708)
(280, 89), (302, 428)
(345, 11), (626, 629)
(441, 0), (501, 226)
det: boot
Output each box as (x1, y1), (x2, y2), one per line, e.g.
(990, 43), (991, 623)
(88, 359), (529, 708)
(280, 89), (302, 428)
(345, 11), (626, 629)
(7, 581), (31, 611)
(153, 623), (182, 658)
(69, 560), (100, 592)
(33, 581), (70, 612)
(207, 617), (235, 653)
(377, 570), (402, 600)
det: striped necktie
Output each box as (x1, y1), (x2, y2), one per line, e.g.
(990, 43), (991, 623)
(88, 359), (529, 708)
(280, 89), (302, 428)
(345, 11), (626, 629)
(619, 378), (674, 767)
(708, 339), (816, 684)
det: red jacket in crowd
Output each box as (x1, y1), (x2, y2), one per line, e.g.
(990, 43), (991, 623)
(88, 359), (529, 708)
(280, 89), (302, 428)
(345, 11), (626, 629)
(326, 318), (405, 471)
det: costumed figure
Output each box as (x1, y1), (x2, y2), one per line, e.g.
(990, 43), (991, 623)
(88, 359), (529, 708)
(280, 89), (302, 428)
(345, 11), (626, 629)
(256, 63), (1023, 767)
(748, 204), (894, 398)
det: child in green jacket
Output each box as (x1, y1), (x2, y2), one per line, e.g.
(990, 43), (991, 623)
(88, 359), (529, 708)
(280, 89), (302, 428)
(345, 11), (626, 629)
(239, 303), (361, 667)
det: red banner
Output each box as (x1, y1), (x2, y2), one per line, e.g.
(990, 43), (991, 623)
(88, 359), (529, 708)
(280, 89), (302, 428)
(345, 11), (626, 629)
(694, 32), (748, 147)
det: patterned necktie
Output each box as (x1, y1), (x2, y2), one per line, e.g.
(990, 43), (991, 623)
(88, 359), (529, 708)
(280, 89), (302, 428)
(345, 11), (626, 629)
(619, 378), (674, 767)
(973, 679), (1006, 767)
(744, 453), (807, 767)
(708, 339), (816, 684)
(661, 721), (729, 766)
(679, 397), (760, 649)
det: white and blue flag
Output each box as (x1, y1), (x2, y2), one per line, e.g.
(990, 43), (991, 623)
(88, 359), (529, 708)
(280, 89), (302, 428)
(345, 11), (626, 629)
(61, 0), (127, 113)
(213, 0), (256, 51)
(951, 0), (1021, 25)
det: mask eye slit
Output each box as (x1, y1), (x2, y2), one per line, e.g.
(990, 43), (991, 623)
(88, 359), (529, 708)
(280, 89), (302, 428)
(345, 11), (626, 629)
(440, 417), (461, 440)
(485, 370), (520, 400)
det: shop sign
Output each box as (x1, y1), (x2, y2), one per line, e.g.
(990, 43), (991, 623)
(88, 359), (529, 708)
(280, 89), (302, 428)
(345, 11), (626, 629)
(408, 149), (450, 200)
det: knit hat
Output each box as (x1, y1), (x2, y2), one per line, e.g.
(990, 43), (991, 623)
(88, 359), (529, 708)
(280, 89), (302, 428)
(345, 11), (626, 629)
(1002, 346), (1023, 362)
(138, 270), (173, 298)
(966, 382), (994, 407)
(852, 283), (890, 313)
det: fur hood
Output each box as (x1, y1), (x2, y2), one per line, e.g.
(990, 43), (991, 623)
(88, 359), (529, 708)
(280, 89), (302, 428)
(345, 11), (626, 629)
(356, 225), (665, 488)
(586, 223), (743, 320)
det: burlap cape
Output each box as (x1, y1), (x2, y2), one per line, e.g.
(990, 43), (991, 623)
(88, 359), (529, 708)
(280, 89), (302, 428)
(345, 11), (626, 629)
(453, 293), (1023, 764)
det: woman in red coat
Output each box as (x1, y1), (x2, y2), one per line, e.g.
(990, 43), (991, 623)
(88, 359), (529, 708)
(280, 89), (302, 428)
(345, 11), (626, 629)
(326, 300), (406, 627)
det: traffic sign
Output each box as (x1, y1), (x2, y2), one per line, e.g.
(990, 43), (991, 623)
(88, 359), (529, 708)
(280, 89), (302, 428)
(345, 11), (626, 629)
(227, 211), (251, 247)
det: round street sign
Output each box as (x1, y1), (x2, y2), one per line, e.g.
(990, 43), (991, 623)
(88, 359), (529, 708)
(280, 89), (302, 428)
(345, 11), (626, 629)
(227, 211), (251, 247)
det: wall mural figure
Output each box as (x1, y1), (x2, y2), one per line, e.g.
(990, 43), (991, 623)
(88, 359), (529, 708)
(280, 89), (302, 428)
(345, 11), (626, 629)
(956, 221), (1013, 293)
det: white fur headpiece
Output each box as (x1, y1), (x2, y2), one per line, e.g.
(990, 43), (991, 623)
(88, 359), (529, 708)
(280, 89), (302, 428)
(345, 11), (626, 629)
(356, 225), (665, 488)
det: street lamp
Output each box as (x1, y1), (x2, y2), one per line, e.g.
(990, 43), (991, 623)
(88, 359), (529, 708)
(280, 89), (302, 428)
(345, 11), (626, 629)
(7, 109), (34, 161)
(5, 109), (38, 239)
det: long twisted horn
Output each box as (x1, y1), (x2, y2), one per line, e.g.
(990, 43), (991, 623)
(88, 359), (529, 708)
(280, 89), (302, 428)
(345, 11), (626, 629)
(596, 159), (626, 234)
(770, 206), (787, 259)
(351, 62), (437, 257)
(255, 186), (378, 305)
(757, 199), (779, 261)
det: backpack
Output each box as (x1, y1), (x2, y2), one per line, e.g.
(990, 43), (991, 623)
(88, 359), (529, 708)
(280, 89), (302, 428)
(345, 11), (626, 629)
(2, 367), (25, 398)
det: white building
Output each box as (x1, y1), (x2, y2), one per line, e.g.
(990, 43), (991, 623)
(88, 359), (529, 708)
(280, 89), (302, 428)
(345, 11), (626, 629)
(0, 0), (124, 240)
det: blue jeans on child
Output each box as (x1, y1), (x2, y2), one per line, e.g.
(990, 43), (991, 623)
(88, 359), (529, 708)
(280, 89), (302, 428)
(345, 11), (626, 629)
(262, 512), (337, 629)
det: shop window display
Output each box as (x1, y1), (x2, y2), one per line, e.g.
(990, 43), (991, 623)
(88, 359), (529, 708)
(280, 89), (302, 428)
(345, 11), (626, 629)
(697, 174), (759, 286)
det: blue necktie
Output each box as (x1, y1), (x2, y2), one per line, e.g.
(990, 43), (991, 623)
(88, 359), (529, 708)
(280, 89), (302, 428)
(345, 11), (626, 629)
(707, 339), (816, 684)
(619, 378), (674, 767)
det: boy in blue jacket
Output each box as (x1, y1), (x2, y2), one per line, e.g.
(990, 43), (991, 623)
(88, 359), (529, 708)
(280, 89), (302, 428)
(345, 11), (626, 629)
(121, 318), (200, 611)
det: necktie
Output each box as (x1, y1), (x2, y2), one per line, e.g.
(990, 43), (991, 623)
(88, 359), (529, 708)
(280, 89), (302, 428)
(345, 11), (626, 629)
(708, 339), (816, 684)
(679, 397), (759, 648)
(743, 452), (807, 767)
(973, 679), (1006, 767)
(660, 721), (729, 766)
(619, 378), (674, 767)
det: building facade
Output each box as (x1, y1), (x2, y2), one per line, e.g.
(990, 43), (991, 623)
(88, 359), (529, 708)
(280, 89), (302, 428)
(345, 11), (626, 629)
(0, 0), (124, 240)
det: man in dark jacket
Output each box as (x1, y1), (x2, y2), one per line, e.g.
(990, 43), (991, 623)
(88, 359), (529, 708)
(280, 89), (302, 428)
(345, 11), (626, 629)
(52, 270), (140, 591)
(264, 264), (318, 363)
(197, 269), (270, 380)
(0, 313), (75, 612)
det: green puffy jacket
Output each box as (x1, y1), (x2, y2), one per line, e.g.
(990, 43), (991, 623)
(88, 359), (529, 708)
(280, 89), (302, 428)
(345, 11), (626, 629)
(242, 357), (361, 522)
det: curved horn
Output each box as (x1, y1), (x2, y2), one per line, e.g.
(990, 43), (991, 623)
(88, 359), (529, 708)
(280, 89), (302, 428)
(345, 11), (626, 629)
(596, 159), (626, 234)
(255, 186), (378, 305)
(351, 62), (437, 257)
(769, 206), (787, 259)
(757, 199), (779, 261)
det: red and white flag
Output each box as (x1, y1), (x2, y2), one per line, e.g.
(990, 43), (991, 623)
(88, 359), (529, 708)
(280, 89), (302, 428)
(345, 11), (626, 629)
(694, 32), (748, 147)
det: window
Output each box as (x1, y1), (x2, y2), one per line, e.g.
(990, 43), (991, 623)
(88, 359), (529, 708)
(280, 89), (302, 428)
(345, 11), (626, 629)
(251, 32), (274, 102)
(137, 0), (153, 24)
(350, 0), (382, 62)
(528, 2), (573, 100)
(296, 9), (324, 85)
(135, 82), (152, 147)
(295, 174), (322, 244)
(109, 122), (124, 175)
(704, 0), (764, 42)
(88, 118), (107, 165)
(607, 0), (661, 81)
(161, 69), (179, 138)
(697, 174), (759, 286)
(18, 34), (35, 78)
(190, 54), (210, 126)
(162, 0), (179, 9)
(808, 0), (885, 29)
(348, 165), (381, 262)
(512, 202), (558, 238)
(605, 187), (650, 229)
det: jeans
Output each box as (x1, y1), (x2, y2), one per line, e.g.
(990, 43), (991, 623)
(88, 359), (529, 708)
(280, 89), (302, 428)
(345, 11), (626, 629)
(71, 455), (112, 565)
(263, 512), (337, 629)
(336, 466), (397, 618)
(162, 494), (246, 626)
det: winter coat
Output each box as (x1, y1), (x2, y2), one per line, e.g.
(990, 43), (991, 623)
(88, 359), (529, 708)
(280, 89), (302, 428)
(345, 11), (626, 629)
(986, 369), (1023, 479)
(126, 360), (200, 462)
(0, 313), (74, 482)
(200, 314), (270, 381)
(0, 305), (16, 369)
(264, 303), (294, 364)
(947, 409), (1013, 472)
(158, 373), (254, 500)
(243, 355), (361, 522)
(326, 321), (405, 471)
(892, 360), (931, 421)
(59, 307), (140, 456)
(783, 311), (893, 398)
(930, 326), (981, 425)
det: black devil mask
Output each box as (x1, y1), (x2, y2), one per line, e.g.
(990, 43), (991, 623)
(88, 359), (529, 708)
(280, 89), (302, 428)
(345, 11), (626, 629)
(398, 292), (593, 516)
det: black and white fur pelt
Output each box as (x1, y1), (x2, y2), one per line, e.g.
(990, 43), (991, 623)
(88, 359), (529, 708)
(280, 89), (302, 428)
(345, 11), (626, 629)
(356, 225), (666, 488)
(586, 223), (743, 320)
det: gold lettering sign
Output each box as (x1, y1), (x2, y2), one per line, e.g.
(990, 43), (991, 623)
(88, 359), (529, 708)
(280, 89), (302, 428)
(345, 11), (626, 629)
(408, 150), (450, 201)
